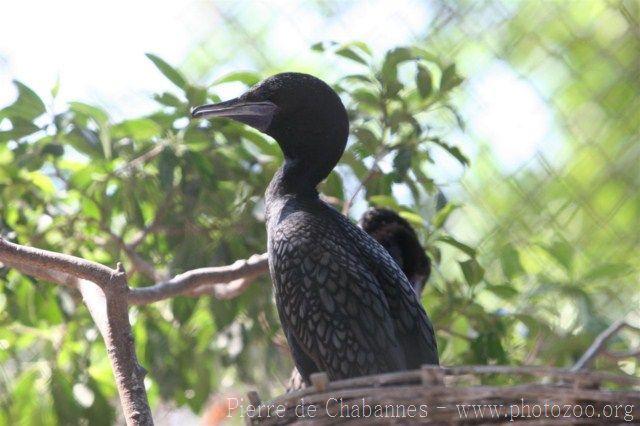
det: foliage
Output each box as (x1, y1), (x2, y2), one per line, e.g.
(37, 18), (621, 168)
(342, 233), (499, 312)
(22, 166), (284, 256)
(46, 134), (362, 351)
(0, 42), (472, 423)
(1, 0), (638, 418)
(448, 0), (640, 372)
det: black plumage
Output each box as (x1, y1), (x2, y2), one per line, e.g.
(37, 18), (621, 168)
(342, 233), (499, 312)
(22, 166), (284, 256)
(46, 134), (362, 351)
(359, 208), (431, 296)
(192, 72), (438, 385)
(287, 207), (433, 391)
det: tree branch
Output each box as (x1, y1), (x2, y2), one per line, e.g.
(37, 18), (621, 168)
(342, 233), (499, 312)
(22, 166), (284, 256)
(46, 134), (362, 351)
(0, 256), (77, 288)
(0, 237), (113, 286)
(603, 349), (640, 360)
(127, 253), (269, 305)
(0, 237), (152, 426)
(186, 275), (262, 300)
(0, 236), (271, 424)
(571, 320), (640, 371)
(115, 143), (166, 177)
(78, 271), (152, 426)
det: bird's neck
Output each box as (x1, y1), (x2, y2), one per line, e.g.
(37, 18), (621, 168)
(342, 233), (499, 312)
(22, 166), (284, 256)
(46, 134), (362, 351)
(266, 158), (322, 202)
(265, 131), (346, 204)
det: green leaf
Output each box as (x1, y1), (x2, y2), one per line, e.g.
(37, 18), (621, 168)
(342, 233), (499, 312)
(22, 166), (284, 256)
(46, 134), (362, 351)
(153, 92), (185, 109)
(544, 240), (573, 271)
(85, 378), (115, 426)
(440, 64), (464, 92)
(0, 117), (40, 142)
(416, 64), (433, 98)
(368, 195), (400, 209)
(69, 102), (109, 125)
(27, 171), (56, 195)
(460, 258), (484, 286)
(81, 197), (101, 220)
(336, 48), (368, 65)
(487, 283), (519, 299)
(347, 41), (373, 55)
(335, 43), (370, 65)
(353, 126), (379, 152)
(112, 118), (161, 140)
(311, 41), (337, 52)
(66, 127), (103, 157)
(171, 297), (197, 324)
(432, 203), (459, 229)
(239, 127), (281, 157)
(412, 47), (442, 65)
(583, 263), (633, 281)
(380, 47), (415, 97)
(158, 148), (178, 190)
(42, 143), (64, 157)
(323, 171), (344, 200)
(339, 74), (374, 84)
(398, 211), (425, 228)
(185, 85), (208, 106)
(437, 235), (477, 257)
(392, 146), (412, 180)
(381, 47), (415, 77)
(430, 138), (469, 166)
(444, 104), (466, 130)
(146, 53), (187, 89)
(0, 80), (46, 121)
(364, 172), (394, 198)
(500, 244), (523, 280)
(214, 71), (261, 86)
(183, 126), (212, 152)
(51, 369), (83, 424)
(351, 88), (379, 107)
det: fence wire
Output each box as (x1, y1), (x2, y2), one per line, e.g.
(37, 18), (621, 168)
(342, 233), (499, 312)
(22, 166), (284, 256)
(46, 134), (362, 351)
(168, 0), (640, 312)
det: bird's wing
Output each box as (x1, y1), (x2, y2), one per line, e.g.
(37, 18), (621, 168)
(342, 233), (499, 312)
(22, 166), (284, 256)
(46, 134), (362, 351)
(330, 207), (439, 368)
(270, 211), (406, 381)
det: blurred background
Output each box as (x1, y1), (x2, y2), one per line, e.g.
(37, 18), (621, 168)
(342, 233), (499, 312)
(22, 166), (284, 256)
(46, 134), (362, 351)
(1, 0), (638, 424)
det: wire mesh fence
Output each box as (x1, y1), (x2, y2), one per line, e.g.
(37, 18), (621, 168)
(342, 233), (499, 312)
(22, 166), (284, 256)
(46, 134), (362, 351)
(195, 0), (639, 307)
(0, 0), (638, 421)
(2, 0), (636, 360)
(197, 0), (640, 369)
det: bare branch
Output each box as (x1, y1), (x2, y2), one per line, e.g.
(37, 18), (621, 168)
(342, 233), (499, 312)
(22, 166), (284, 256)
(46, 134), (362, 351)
(0, 238), (152, 425)
(116, 143), (166, 177)
(186, 275), (262, 300)
(0, 257), (77, 288)
(79, 273), (153, 426)
(603, 349), (640, 360)
(571, 320), (640, 371)
(0, 237), (113, 286)
(128, 253), (269, 305)
(0, 236), (271, 424)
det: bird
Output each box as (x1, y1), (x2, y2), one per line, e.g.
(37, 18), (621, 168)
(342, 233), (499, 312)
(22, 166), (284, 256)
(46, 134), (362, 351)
(359, 207), (431, 296)
(286, 206), (433, 391)
(192, 72), (438, 386)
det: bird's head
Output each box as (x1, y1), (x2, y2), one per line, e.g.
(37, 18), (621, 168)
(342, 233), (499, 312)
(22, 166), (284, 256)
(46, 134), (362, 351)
(360, 208), (431, 295)
(192, 72), (349, 183)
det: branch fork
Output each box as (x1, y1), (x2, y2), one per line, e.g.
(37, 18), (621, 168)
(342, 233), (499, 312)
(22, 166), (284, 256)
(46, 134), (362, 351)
(0, 236), (269, 425)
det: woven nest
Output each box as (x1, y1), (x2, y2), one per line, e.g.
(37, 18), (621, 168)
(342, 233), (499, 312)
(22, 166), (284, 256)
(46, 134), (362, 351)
(246, 366), (640, 424)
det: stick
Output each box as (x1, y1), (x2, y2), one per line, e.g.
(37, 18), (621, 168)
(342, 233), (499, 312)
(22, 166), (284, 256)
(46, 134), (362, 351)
(571, 320), (640, 371)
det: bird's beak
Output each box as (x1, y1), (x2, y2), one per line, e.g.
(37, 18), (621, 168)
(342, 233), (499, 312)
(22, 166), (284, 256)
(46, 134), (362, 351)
(191, 98), (278, 133)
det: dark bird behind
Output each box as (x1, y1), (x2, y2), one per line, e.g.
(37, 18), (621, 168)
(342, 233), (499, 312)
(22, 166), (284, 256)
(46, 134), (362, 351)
(192, 73), (439, 385)
(359, 207), (432, 296)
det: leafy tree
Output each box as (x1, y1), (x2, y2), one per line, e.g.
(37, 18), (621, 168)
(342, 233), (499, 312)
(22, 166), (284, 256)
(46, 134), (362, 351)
(0, 42), (472, 423)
